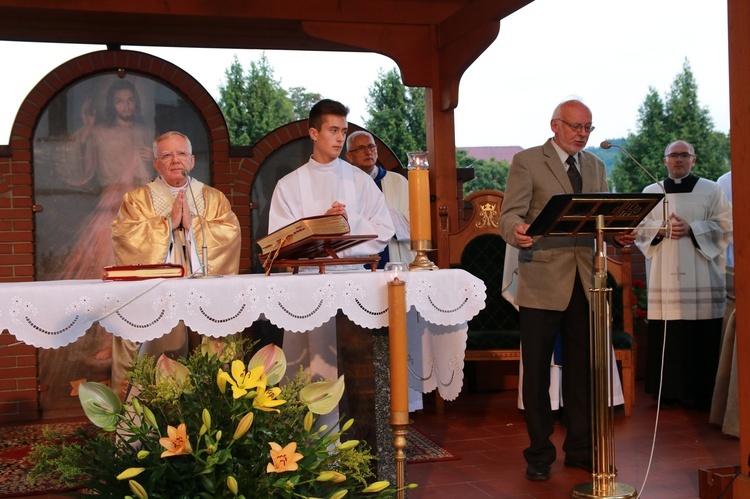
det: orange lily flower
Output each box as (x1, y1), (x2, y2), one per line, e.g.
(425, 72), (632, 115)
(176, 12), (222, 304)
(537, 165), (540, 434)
(266, 442), (303, 473)
(159, 423), (193, 457)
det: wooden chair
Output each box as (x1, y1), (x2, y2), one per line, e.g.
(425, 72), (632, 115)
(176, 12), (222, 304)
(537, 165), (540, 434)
(436, 190), (521, 414)
(436, 190), (635, 417)
(606, 246), (636, 417)
(438, 190), (522, 363)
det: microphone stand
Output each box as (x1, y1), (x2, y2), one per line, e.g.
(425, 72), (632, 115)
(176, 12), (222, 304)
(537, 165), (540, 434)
(182, 169), (221, 279)
(601, 141), (670, 235)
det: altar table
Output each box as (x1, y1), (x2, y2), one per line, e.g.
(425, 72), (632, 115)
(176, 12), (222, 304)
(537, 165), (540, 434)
(0, 269), (486, 401)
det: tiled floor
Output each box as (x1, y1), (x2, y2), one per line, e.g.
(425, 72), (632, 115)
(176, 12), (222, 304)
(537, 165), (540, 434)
(407, 383), (740, 498)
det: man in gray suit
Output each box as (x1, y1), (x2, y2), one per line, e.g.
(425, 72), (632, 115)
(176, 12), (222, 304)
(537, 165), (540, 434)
(499, 99), (636, 481)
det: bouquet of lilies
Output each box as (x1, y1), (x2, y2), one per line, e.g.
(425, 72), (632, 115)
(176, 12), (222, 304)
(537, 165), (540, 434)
(28, 336), (410, 498)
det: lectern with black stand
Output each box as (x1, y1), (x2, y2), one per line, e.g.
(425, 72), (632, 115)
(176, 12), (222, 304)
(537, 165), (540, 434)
(527, 192), (664, 499)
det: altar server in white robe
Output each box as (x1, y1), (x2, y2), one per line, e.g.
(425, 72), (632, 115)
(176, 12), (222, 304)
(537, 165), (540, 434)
(635, 139), (732, 410)
(268, 99), (394, 425)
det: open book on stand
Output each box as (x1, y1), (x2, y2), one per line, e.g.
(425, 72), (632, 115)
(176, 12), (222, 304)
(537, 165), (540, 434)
(257, 215), (378, 274)
(102, 263), (185, 281)
(257, 214), (351, 256)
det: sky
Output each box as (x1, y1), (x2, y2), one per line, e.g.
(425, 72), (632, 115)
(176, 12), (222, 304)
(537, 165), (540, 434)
(0, 0), (729, 150)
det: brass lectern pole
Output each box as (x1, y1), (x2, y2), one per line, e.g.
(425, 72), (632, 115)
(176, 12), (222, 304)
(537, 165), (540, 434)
(571, 214), (637, 499)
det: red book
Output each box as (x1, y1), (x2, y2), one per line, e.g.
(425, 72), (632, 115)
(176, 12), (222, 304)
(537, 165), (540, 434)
(102, 263), (185, 281)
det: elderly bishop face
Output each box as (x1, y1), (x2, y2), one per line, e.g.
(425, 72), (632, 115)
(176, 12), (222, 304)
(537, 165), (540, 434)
(154, 134), (195, 187)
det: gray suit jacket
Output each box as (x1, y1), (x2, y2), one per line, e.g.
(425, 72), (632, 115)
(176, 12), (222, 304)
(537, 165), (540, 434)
(498, 138), (609, 311)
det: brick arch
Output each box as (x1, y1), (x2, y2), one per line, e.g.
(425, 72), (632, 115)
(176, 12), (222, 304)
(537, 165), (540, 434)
(11, 49), (229, 161)
(1, 49), (232, 281)
(233, 119), (404, 198)
(0, 50), (236, 421)
(233, 120), (405, 271)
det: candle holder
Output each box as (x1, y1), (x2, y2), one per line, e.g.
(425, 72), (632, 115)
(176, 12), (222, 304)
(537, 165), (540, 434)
(385, 262), (411, 496)
(407, 151), (438, 271)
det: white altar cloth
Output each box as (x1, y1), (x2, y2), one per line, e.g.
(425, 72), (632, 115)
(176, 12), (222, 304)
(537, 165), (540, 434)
(0, 269), (486, 401)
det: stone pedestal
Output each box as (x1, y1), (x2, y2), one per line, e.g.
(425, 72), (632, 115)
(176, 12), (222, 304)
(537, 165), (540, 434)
(336, 315), (396, 483)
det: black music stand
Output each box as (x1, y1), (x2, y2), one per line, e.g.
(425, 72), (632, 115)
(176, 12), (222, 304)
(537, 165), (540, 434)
(527, 192), (663, 499)
(526, 192), (664, 237)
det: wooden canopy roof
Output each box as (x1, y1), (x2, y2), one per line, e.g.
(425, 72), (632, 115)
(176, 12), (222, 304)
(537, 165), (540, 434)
(0, 0), (531, 106)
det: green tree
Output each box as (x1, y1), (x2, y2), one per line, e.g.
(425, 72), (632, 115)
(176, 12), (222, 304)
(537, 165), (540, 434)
(364, 68), (426, 165)
(664, 63), (730, 181)
(610, 89), (669, 192)
(611, 60), (729, 192)
(455, 148), (474, 169)
(218, 53), (295, 146)
(288, 86), (322, 120)
(456, 149), (510, 195)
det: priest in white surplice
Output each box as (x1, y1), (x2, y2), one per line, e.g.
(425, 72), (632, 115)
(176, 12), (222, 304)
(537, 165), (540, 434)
(635, 140), (732, 410)
(268, 99), (394, 426)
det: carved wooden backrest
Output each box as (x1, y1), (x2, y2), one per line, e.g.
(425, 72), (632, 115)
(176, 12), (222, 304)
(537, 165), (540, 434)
(438, 190), (505, 269)
(438, 190), (521, 333)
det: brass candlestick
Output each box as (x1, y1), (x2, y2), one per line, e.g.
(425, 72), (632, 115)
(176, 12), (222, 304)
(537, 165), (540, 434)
(385, 263), (411, 496)
(407, 151), (437, 271)
(410, 240), (438, 271)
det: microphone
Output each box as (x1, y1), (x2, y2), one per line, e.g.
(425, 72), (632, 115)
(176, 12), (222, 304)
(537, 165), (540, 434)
(600, 141), (670, 236)
(181, 169), (211, 277)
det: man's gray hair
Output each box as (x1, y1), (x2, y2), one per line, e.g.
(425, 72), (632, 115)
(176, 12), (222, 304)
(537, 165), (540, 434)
(153, 131), (193, 157)
(346, 130), (374, 150)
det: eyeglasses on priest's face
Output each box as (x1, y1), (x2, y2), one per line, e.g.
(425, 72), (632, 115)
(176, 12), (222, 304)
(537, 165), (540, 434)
(156, 151), (191, 163)
(664, 152), (694, 160)
(349, 144), (377, 154)
(555, 118), (595, 134)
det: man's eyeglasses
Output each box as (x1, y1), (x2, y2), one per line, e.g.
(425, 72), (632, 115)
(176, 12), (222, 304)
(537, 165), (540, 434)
(349, 144), (377, 154)
(157, 151), (191, 163)
(555, 118), (595, 134)
(665, 153), (694, 160)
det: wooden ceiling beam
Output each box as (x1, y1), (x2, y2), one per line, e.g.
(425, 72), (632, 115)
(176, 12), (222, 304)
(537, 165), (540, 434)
(0, 0), (464, 24)
(437, 0), (531, 48)
(437, 19), (500, 110)
(301, 21), (434, 85)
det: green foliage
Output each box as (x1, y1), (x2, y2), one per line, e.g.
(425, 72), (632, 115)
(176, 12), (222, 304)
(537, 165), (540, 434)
(28, 337), (410, 498)
(364, 67), (426, 165)
(288, 86), (322, 120)
(27, 426), (113, 488)
(585, 138), (624, 179)
(456, 149), (510, 195)
(611, 60), (730, 192)
(218, 53), (296, 146)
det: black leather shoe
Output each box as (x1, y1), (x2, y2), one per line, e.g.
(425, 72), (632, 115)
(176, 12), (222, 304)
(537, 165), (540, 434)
(525, 463), (551, 481)
(564, 459), (593, 473)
